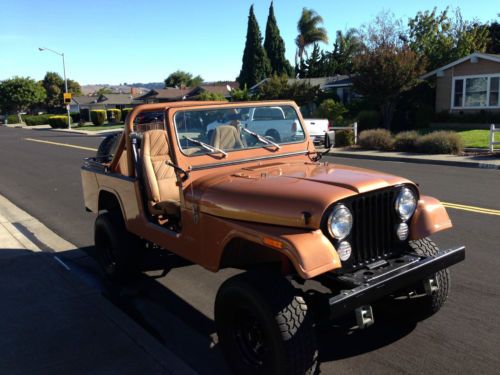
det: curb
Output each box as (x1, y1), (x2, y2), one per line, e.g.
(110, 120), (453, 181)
(328, 151), (500, 170)
(2, 124), (122, 136)
(0, 193), (196, 374)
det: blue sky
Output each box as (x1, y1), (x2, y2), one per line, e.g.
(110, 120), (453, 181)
(0, 0), (498, 85)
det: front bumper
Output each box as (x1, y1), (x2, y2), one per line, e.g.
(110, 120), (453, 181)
(327, 246), (465, 319)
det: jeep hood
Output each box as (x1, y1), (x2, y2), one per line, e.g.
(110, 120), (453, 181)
(188, 161), (412, 229)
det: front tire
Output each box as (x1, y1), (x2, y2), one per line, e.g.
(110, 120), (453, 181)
(389, 238), (450, 320)
(215, 271), (318, 375)
(94, 211), (142, 282)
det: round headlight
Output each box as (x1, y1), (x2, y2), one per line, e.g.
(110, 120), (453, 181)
(395, 187), (417, 221)
(327, 204), (353, 240)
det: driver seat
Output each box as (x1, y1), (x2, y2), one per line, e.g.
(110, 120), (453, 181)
(141, 129), (180, 217)
(211, 125), (244, 150)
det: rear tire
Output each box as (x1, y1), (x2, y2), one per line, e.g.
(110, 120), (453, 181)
(94, 211), (142, 282)
(388, 238), (450, 320)
(215, 271), (318, 375)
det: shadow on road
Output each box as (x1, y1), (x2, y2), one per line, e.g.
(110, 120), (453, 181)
(66, 246), (417, 373)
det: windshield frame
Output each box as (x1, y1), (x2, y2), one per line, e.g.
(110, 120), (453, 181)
(167, 101), (313, 171)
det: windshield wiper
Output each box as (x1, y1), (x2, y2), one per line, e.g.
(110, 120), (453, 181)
(242, 128), (281, 150)
(184, 136), (228, 157)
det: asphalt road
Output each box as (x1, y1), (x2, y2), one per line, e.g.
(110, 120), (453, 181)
(0, 126), (499, 374)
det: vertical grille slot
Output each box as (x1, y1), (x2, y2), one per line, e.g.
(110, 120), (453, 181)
(346, 188), (398, 269)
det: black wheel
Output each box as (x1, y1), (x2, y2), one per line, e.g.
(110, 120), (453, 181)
(215, 271), (318, 375)
(389, 238), (450, 320)
(96, 132), (121, 162)
(94, 211), (142, 282)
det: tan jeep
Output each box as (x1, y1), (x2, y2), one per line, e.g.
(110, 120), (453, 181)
(81, 100), (465, 375)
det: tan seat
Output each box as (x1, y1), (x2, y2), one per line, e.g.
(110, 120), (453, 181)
(141, 130), (180, 216)
(210, 125), (244, 150)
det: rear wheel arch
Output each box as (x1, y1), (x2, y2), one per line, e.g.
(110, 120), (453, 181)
(98, 190), (123, 216)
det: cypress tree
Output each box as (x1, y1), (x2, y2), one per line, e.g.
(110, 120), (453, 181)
(238, 5), (271, 89)
(264, 1), (293, 76)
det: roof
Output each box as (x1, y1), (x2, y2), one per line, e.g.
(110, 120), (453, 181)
(98, 93), (138, 105)
(250, 75), (353, 91)
(421, 52), (500, 79)
(185, 82), (239, 98)
(72, 96), (97, 105)
(136, 88), (191, 100)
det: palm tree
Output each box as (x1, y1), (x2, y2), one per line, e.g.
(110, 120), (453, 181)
(295, 8), (329, 69)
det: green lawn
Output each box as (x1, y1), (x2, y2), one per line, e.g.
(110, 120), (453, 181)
(75, 124), (124, 132)
(419, 128), (493, 149)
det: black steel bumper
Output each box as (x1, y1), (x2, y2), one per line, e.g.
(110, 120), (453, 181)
(328, 246), (465, 319)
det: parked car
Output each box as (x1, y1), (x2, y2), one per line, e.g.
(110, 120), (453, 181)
(303, 118), (330, 145)
(82, 100), (465, 375)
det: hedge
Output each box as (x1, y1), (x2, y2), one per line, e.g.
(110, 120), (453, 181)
(358, 129), (394, 151)
(91, 110), (106, 126)
(334, 130), (355, 147)
(394, 131), (419, 152)
(415, 131), (464, 154)
(48, 115), (71, 129)
(6, 114), (21, 124)
(106, 109), (121, 123)
(70, 112), (81, 123)
(121, 107), (133, 121)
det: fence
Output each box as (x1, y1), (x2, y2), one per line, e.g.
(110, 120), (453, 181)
(490, 124), (500, 153)
(330, 122), (358, 144)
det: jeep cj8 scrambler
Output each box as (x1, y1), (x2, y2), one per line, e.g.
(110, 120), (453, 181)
(81, 101), (465, 375)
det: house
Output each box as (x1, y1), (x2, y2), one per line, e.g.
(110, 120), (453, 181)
(135, 88), (191, 103)
(250, 75), (354, 104)
(71, 93), (139, 122)
(185, 82), (239, 100)
(422, 52), (500, 113)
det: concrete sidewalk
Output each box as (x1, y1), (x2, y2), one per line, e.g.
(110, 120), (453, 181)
(330, 148), (500, 170)
(0, 194), (195, 374)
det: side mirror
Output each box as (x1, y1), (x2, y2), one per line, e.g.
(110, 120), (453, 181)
(324, 131), (335, 149)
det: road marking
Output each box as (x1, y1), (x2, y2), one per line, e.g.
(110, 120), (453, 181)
(442, 202), (500, 216)
(25, 138), (98, 152)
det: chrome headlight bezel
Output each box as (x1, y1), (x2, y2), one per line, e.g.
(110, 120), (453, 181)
(327, 204), (353, 240)
(395, 187), (417, 221)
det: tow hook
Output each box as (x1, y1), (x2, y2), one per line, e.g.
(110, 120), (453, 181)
(424, 277), (440, 295)
(355, 305), (374, 329)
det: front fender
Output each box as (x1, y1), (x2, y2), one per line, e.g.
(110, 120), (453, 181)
(214, 219), (341, 279)
(409, 196), (452, 240)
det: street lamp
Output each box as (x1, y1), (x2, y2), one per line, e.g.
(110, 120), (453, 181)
(38, 47), (71, 129)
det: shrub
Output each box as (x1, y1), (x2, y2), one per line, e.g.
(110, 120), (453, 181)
(70, 112), (81, 123)
(23, 114), (52, 126)
(7, 114), (21, 124)
(106, 109), (121, 123)
(357, 110), (380, 130)
(394, 131), (419, 152)
(315, 99), (348, 126)
(358, 128), (394, 151)
(199, 91), (227, 101)
(91, 110), (106, 126)
(121, 107), (133, 121)
(415, 131), (464, 154)
(48, 115), (71, 128)
(334, 130), (355, 147)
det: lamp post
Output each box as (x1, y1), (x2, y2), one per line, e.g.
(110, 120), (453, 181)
(39, 47), (71, 129)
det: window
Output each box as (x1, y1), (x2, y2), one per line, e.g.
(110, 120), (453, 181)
(453, 75), (500, 108)
(490, 77), (499, 107)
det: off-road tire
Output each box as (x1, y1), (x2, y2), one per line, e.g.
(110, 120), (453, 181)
(390, 238), (450, 321)
(96, 132), (121, 162)
(265, 129), (281, 143)
(215, 271), (318, 375)
(94, 211), (142, 283)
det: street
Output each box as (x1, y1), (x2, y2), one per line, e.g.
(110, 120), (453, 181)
(0, 126), (499, 374)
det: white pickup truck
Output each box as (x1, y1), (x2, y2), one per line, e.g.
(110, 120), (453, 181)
(302, 118), (330, 145)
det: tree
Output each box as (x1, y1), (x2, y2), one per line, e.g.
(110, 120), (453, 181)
(199, 91), (227, 101)
(487, 21), (500, 53)
(238, 5), (271, 89)
(230, 86), (252, 101)
(0, 77), (46, 118)
(303, 43), (322, 77)
(264, 1), (293, 76)
(353, 45), (424, 129)
(41, 72), (81, 109)
(408, 7), (490, 71)
(295, 8), (328, 69)
(329, 29), (363, 74)
(164, 70), (203, 88)
(95, 87), (114, 96)
(257, 74), (319, 107)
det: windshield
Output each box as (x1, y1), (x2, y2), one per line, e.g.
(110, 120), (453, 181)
(174, 105), (305, 156)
